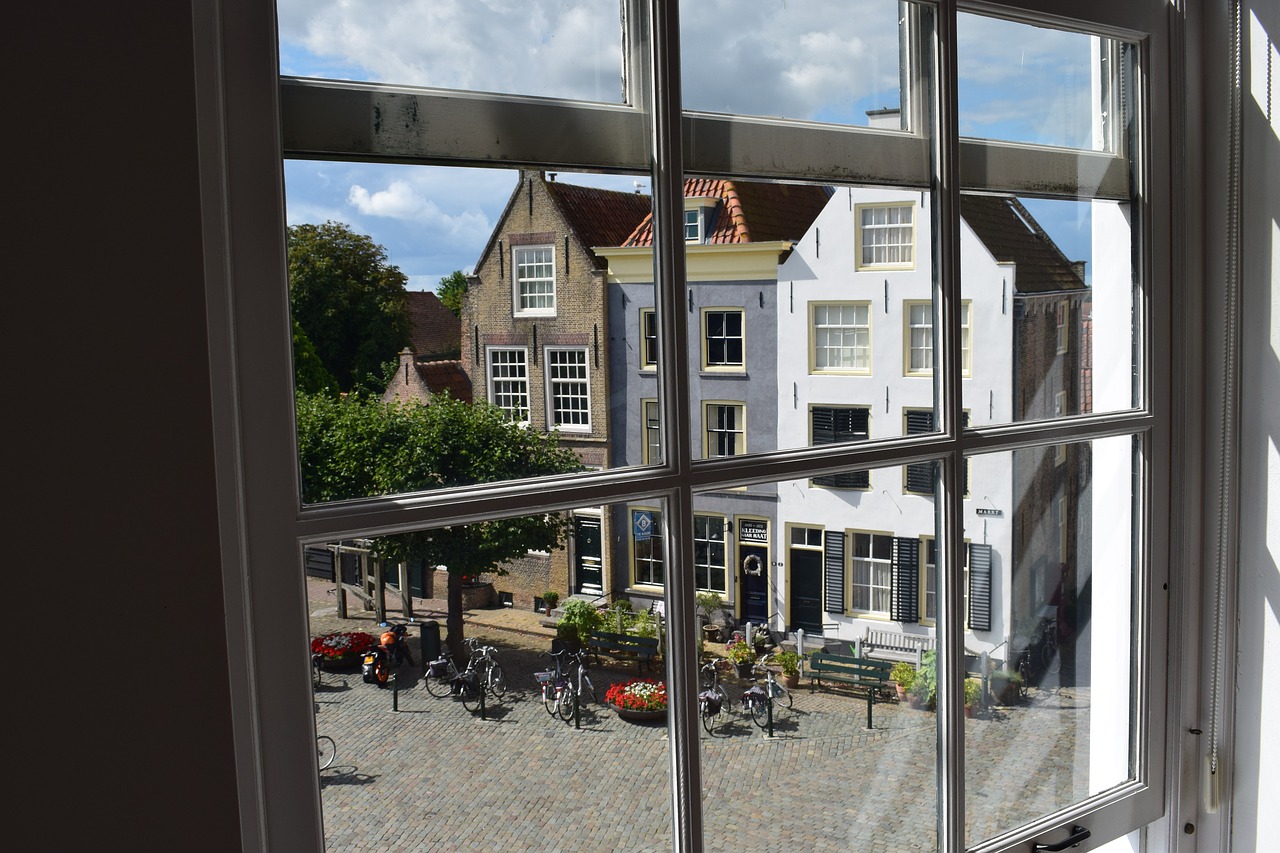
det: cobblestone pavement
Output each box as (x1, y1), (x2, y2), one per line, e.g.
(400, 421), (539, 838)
(308, 580), (1092, 852)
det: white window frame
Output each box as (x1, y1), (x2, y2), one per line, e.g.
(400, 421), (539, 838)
(486, 346), (530, 424)
(513, 244), (555, 316)
(692, 513), (728, 594)
(855, 202), (915, 269)
(811, 302), (871, 374)
(1056, 298), (1070, 354)
(630, 506), (664, 587)
(905, 300), (969, 376)
(205, 0), (1180, 848)
(683, 207), (701, 243)
(641, 398), (662, 465)
(544, 346), (590, 432)
(640, 307), (658, 370)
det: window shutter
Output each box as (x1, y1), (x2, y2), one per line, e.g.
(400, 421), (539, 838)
(905, 411), (936, 494)
(824, 530), (845, 614)
(813, 407), (870, 489)
(891, 536), (919, 623)
(812, 408), (836, 445)
(968, 543), (992, 632)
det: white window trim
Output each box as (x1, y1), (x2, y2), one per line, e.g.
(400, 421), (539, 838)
(703, 401), (745, 458)
(855, 201), (915, 270)
(512, 244), (556, 317)
(700, 307), (745, 371)
(810, 301), (872, 374)
(639, 307), (658, 370)
(543, 346), (591, 433)
(849, 529), (894, 617)
(692, 512), (729, 594)
(485, 346), (531, 424)
(641, 398), (661, 465)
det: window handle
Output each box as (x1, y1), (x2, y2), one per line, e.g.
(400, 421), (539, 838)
(1032, 825), (1091, 852)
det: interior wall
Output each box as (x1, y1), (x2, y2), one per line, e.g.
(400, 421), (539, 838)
(12, 3), (243, 849)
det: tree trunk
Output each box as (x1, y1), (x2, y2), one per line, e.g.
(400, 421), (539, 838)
(446, 571), (465, 658)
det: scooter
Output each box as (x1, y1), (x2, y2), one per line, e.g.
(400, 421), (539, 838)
(362, 622), (414, 687)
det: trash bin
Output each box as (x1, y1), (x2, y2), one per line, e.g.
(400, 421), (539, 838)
(419, 621), (441, 672)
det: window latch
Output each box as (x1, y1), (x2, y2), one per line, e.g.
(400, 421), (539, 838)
(1032, 825), (1091, 852)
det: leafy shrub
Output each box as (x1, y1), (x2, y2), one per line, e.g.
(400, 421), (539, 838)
(557, 599), (603, 644)
(889, 661), (917, 689)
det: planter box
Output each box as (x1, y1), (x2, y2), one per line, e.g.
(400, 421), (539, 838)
(461, 582), (494, 610)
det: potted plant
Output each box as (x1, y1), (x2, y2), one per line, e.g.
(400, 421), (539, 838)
(908, 651), (938, 710)
(541, 590), (560, 616)
(989, 668), (1024, 705)
(964, 677), (983, 717)
(310, 631), (378, 669)
(695, 591), (723, 642)
(771, 649), (804, 689)
(725, 638), (756, 679)
(604, 677), (668, 722)
(555, 599), (602, 651)
(889, 661), (917, 701)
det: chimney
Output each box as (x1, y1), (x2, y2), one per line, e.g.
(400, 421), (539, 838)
(866, 107), (903, 130)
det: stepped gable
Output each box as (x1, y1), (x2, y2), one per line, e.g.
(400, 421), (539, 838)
(960, 194), (1087, 293)
(622, 178), (831, 247)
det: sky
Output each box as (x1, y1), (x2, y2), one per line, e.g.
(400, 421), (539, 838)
(278, 0), (1107, 292)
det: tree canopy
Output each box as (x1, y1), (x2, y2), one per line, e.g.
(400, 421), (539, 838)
(287, 221), (410, 395)
(435, 270), (468, 317)
(296, 391), (584, 651)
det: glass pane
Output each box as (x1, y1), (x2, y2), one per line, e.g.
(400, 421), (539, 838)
(284, 164), (659, 503)
(695, 468), (941, 852)
(958, 15), (1129, 152)
(307, 501), (671, 848)
(961, 194), (1137, 424)
(680, 0), (908, 127)
(963, 435), (1137, 845)
(277, 0), (627, 104)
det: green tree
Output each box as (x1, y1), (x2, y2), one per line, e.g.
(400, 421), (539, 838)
(291, 319), (337, 395)
(287, 221), (410, 394)
(295, 391), (584, 653)
(436, 270), (469, 317)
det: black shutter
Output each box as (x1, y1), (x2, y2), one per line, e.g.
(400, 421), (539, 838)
(813, 407), (870, 489)
(968, 543), (992, 631)
(905, 410), (936, 494)
(891, 536), (919, 623)
(824, 530), (845, 614)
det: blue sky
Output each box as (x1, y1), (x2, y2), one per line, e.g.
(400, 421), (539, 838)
(279, 0), (1102, 291)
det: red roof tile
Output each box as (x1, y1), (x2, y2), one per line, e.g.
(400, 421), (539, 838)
(544, 180), (653, 257)
(416, 360), (472, 404)
(622, 179), (830, 247)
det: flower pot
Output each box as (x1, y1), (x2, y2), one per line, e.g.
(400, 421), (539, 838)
(894, 683), (908, 702)
(779, 672), (800, 690)
(734, 661), (755, 679)
(703, 624), (721, 642)
(609, 704), (668, 722)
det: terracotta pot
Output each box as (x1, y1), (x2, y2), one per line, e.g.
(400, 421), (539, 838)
(895, 683), (908, 702)
(779, 672), (800, 690)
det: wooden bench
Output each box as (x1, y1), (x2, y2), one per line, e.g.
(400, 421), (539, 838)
(808, 652), (894, 729)
(587, 631), (660, 674)
(859, 628), (937, 664)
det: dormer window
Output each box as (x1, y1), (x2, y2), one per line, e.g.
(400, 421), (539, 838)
(683, 208), (701, 243)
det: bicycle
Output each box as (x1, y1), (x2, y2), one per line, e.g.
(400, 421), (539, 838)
(1039, 616), (1062, 675)
(466, 638), (508, 698)
(698, 659), (732, 734)
(558, 648), (597, 719)
(423, 646), (462, 697)
(740, 652), (793, 728)
(316, 734), (336, 771)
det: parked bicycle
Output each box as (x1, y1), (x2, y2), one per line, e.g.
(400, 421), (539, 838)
(424, 637), (506, 698)
(537, 648), (596, 720)
(740, 652), (793, 728)
(698, 659), (732, 734)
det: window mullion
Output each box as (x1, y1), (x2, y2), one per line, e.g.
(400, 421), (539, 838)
(933, 1), (967, 851)
(642, 1), (701, 851)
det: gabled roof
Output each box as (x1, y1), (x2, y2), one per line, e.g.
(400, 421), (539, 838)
(415, 360), (472, 403)
(405, 291), (460, 358)
(474, 172), (652, 271)
(960, 195), (1087, 293)
(545, 179), (653, 259)
(622, 179), (831, 247)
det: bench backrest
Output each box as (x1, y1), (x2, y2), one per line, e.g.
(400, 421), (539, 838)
(862, 629), (936, 653)
(809, 653), (893, 681)
(589, 631), (659, 650)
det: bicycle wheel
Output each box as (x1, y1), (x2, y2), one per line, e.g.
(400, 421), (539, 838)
(541, 680), (559, 716)
(770, 681), (793, 710)
(749, 695), (770, 728)
(578, 671), (597, 705)
(460, 681), (483, 713)
(316, 735), (336, 770)
(1017, 656), (1033, 698)
(487, 663), (507, 697)
(557, 683), (578, 721)
(1042, 641), (1062, 674)
(701, 685), (728, 734)
(423, 660), (456, 697)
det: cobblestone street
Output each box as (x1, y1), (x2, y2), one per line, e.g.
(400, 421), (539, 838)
(309, 582), (1091, 852)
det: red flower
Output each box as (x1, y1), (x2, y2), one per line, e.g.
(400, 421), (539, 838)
(605, 678), (668, 711)
(310, 631), (377, 659)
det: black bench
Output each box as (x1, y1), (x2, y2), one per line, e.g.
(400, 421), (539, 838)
(587, 631), (660, 673)
(808, 652), (894, 729)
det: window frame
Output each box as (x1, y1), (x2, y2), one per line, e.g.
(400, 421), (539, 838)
(700, 307), (745, 371)
(692, 513), (729, 594)
(544, 346), (591, 433)
(630, 506), (664, 588)
(703, 401), (745, 458)
(809, 405), (872, 490)
(810, 301), (872, 374)
(850, 529), (894, 617)
(641, 398), (662, 465)
(640, 307), (658, 370)
(486, 346), (531, 424)
(855, 201), (916, 270)
(512, 243), (556, 317)
(205, 0), (1180, 848)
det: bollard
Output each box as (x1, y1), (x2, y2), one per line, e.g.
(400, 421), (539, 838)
(391, 673), (399, 711)
(479, 684), (486, 720)
(574, 687), (580, 730)
(766, 692), (774, 738)
(980, 652), (990, 713)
